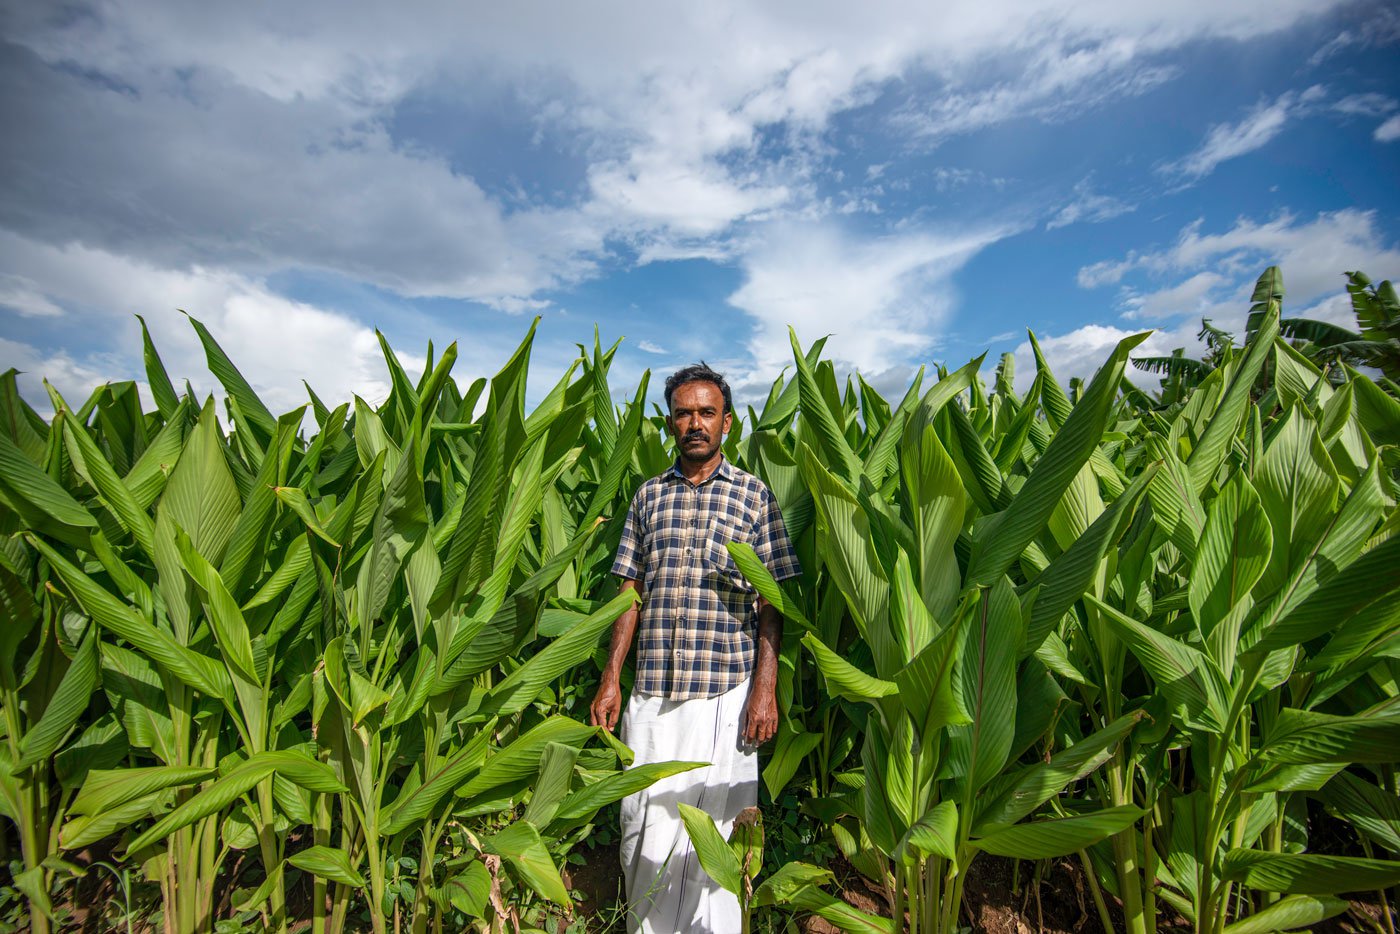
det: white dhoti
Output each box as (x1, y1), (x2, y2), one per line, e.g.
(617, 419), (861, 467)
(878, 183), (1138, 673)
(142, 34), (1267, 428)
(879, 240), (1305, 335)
(619, 679), (759, 934)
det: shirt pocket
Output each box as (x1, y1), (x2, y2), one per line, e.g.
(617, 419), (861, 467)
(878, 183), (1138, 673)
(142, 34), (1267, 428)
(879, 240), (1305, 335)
(705, 512), (752, 584)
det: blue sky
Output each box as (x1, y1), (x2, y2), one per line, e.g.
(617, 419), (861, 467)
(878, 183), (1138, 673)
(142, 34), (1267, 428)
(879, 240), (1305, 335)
(2, 0), (1398, 413)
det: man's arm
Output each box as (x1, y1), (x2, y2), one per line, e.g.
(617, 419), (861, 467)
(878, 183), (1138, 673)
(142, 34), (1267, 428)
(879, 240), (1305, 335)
(590, 578), (641, 732)
(743, 596), (782, 745)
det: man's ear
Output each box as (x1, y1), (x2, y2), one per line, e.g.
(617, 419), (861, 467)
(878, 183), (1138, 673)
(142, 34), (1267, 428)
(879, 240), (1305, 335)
(722, 410), (733, 435)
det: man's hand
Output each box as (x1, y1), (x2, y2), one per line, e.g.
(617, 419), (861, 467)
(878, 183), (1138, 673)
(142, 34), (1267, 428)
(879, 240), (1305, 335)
(591, 678), (623, 732)
(743, 685), (778, 746)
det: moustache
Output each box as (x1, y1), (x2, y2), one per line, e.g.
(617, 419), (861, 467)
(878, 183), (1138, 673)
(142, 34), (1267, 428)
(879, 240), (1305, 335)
(683, 431), (710, 443)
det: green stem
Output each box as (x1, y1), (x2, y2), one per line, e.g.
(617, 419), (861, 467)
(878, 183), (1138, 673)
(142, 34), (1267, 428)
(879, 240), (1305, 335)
(1109, 760), (1148, 934)
(256, 779), (287, 932)
(1078, 849), (1116, 934)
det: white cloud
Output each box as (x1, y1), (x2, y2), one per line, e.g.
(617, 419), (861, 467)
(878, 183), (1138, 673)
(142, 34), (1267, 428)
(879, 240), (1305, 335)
(637, 340), (669, 355)
(1333, 93), (1397, 117)
(896, 39), (1178, 143)
(1010, 323), (1177, 392)
(1119, 271), (1227, 321)
(0, 232), (392, 412)
(0, 274), (63, 317)
(0, 335), (122, 408)
(1, 0), (1353, 306)
(727, 219), (1014, 379)
(1063, 210), (1400, 388)
(1376, 115), (1400, 142)
(1162, 89), (1309, 180)
(1046, 177), (1135, 230)
(1080, 210), (1400, 308)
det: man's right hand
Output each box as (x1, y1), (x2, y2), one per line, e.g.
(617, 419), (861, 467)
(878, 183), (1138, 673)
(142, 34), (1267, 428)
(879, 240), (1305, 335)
(590, 679), (622, 732)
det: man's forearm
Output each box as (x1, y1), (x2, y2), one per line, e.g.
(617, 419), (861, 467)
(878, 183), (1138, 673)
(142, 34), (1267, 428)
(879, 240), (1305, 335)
(753, 599), (782, 695)
(601, 579), (642, 682)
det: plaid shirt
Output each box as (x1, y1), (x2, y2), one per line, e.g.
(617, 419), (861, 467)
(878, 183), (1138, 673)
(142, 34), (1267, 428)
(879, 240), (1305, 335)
(612, 458), (801, 699)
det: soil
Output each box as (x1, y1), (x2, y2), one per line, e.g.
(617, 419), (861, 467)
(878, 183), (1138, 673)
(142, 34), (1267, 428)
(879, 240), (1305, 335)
(555, 843), (1397, 934)
(17, 832), (1399, 932)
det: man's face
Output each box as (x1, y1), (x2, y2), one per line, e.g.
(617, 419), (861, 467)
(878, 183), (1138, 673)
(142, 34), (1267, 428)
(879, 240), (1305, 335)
(667, 381), (732, 464)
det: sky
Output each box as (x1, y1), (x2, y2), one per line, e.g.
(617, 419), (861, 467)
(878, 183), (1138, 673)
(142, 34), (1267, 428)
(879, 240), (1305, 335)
(2, 0), (1399, 415)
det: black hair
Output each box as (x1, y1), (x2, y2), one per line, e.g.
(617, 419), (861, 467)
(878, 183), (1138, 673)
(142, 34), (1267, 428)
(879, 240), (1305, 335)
(664, 362), (732, 414)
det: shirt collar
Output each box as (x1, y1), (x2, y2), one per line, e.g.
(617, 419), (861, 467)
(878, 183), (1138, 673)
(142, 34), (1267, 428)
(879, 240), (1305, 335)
(666, 456), (734, 485)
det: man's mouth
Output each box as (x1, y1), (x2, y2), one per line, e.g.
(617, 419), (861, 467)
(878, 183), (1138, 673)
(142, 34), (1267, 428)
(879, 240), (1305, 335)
(684, 434), (708, 444)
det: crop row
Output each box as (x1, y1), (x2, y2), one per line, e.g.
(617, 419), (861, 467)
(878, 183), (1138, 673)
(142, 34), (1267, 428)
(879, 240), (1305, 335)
(1, 267), (1398, 933)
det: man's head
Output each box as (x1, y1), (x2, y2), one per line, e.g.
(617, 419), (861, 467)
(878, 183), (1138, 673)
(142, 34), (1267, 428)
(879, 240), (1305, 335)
(665, 363), (733, 465)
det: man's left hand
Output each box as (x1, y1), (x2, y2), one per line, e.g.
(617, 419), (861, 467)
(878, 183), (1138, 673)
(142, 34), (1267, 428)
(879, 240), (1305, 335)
(743, 688), (778, 746)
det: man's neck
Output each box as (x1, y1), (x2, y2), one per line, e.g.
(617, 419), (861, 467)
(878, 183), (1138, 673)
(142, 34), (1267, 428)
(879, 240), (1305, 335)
(677, 452), (724, 485)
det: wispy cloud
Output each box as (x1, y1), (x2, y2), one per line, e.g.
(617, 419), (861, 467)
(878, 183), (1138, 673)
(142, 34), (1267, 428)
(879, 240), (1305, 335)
(1333, 92), (1397, 117)
(1078, 210), (1400, 338)
(1377, 115), (1400, 143)
(1046, 177), (1135, 230)
(637, 340), (668, 354)
(1162, 88), (1323, 181)
(0, 274), (64, 317)
(728, 219), (1016, 378)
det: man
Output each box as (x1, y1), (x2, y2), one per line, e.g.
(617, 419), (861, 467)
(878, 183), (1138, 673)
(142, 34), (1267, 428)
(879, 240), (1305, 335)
(589, 363), (800, 934)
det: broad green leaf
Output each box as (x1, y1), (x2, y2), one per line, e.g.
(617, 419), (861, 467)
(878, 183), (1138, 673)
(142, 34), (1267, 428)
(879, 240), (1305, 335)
(973, 805), (1144, 859)
(381, 721), (497, 836)
(0, 430), (96, 537)
(1254, 534), (1400, 658)
(136, 315), (179, 419)
(62, 416), (156, 555)
(69, 765), (214, 817)
(522, 742), (579, 828)
(1086, 593), (1230, 733)
(728, 541), (814, 632)
(159, 400), (242, 566)
(175, 527), (258, 683)
(187, 313), (276, 439)
(1254, 407), (1339, 598)
(61, 787), (173, 850)
(799, 445), (895, 671)
(789, 328), (863, 484)
(457, 717), (596, 801)
(1027, 464), (1155, 652)
(482, 821), (571, 904)
(1254, 707), (1400, 766)
(1188, 300), (1279, 493)
(893, 563), (970, 744)
(14, 624), (99, 772)
(947, 579), (1021, 793)
(801, 633), (898, 703)
(125, 751), (344, 854)
(968, 331), (1149, 585)
(29, 535), (234, 704)
(1192, 472), (1272, 674)
(1221, 894), (1349, 933)
(902, 800), (957, 861)
(287, 846), (365, 887)
(553, 760), (706, 823)
(322, 637), (391, 727)
(1221, 849), (1400, 894)
(677, 802), (742, 897)
(1315, 771), (1400, 853)
(974, 711), (1143, 832)
(902, 419), (967, 624)
(789, 884), (897, 933)
(762, 725), (822, 800)
(483, 588), (635, 716)
(752, 862), (836, 908)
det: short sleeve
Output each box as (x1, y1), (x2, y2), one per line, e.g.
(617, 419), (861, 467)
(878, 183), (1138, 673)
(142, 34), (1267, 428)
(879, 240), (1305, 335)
(752, 487), (800, 582)
(610, 488), (646, 580)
